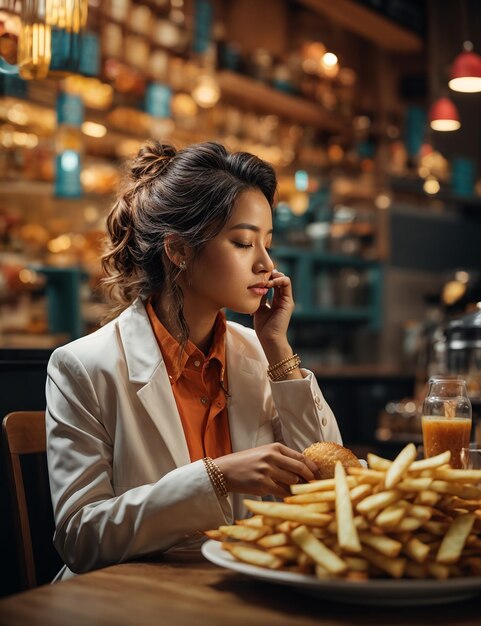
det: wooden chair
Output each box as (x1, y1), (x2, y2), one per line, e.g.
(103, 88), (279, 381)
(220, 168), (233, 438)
(2, 411), (61, 590)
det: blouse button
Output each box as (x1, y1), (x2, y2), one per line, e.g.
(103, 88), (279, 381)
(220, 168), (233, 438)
(194, 360), (201, 367)
(322, 417), (328, 427)
(314, 394), (322, 409)
(200, 396), (208, 405)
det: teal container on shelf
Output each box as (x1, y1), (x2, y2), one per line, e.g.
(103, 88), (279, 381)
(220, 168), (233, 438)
(452, 157), (476, 197)
(78, 31), (100, 77)
(405, 105), (426, 159)
(145, 83), (172, 118)
(49, 28), (82, 74)
(56, 92), (84, 126)
(193, 0), (213, 54)
(55, 92), (84, 198)
(35, 267), (86, 340)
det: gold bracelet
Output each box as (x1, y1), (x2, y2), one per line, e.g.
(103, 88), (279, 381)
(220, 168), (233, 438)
(267, 353), (298, 374)
(203, 457), (228, 498)
(269, 361), (301, 382)
(267, 354), (301, 381)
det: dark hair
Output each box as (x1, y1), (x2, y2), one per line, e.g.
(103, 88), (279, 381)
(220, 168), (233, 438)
(101, 140), (277, 341)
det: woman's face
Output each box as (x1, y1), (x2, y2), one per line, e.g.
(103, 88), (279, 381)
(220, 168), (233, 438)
(182, 188), (275, 316)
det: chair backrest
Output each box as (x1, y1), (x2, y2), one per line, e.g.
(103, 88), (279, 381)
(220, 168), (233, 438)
(2, 411), (48, 589)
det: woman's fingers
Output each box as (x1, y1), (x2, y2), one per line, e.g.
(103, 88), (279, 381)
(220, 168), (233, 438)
(214, 443), (319, 498)
(268, 466), (302, 487)
(276, 455), (317, 483)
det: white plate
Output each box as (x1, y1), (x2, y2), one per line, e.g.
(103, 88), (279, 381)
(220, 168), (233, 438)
(201, 540), (481, 606)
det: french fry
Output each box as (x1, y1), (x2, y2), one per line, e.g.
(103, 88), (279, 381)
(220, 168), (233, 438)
(344, 556), (369, 572)
(204, 529), (223, 540)
(436, 514), (475, 564)
(367, 453), (391, 471)
(356, 489), (402, 514)
(414, 490), (440, 506)
(349, 484), (372, 504)
(358, 531), (402, 557)
(268, 545), (300, 562)
(395, 517), (424, 532)
(375, 501), (409, 528)
(228, 544), (283, 569)
(427, 561), (450, 580)
(384, 443), (417, 489)
(433, 468), (481, 484)
(407, 504), (433, 522)
(218, 524), (271, 541)
(276, 520), (299, 534)
(397, 477), (433, 492)
(257, 533), (289, 548)
(335, 461), (361, 553)
(408, 451), (451, 472)
(243, 500), (332, 527)
(347, 468), (385, 483)
(285, 491), (336, 504)
(236, 515), (266, 527)
(360, 546), (406, 578)
(290, 476), (357, 495)
(431, 480), (481, 500)
(290, 525), (347, 575)
(403, 537), (430, 563)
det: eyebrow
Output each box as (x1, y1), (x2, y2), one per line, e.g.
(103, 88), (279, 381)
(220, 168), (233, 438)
(229, 223), (274, 234)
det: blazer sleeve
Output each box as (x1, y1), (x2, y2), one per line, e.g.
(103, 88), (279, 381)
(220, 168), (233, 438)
(268, 368), (342, 450)
(46, 347), (231, 575)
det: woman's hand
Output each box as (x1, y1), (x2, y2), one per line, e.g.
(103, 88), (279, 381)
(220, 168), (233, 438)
(253, 270), (294, 346)
(214, 443), (320, 498)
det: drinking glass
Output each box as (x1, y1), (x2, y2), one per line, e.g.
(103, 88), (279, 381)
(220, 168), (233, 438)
(461, 444), (481, 470)
(422, 376), (472, 469)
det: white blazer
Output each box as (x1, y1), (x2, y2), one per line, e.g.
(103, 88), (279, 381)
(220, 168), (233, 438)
(46, 299), (341, 580)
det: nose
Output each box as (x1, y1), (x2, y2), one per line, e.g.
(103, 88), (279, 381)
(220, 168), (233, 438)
(254, 247), (274, 275)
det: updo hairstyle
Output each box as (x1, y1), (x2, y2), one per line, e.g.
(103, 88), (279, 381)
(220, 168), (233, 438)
(101, 140), (277, 341)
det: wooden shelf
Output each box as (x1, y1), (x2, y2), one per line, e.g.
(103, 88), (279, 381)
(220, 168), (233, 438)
(217, 70), (348, 134)
(298, 0), (423, 53)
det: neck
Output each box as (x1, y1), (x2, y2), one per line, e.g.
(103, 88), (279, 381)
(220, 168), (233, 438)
(154, 293), (219, 355)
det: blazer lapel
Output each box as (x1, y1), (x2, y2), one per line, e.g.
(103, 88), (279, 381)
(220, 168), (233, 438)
(137, 365), (190, 467)
(226, 328), (265, 452)
(118, 300), (190, 468)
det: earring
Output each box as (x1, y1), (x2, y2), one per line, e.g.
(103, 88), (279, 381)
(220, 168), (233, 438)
(179, 259), (186, 270)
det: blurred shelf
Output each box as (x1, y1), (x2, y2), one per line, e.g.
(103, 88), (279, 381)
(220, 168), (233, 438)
(298, 0), (423, 53)
(293, 307), (373, 322)
(217, 70), (348, 133)
(274, 246), (378, 267)
(0, 180), (113, 201)
(390, 176), (481, 214)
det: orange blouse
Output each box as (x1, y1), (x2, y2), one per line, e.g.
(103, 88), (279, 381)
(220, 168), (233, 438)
(146, 300), (232, 462)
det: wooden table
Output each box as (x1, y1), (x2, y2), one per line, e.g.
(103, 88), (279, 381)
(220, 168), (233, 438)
(0, 551), (480, 626)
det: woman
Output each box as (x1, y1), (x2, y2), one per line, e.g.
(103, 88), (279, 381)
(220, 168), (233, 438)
(46, 141), (342, 580)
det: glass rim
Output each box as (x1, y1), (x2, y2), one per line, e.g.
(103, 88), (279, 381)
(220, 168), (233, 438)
(428, 375), (467, 383)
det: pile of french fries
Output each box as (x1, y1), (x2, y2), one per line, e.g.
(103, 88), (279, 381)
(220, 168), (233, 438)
(205, 443), (481, 581)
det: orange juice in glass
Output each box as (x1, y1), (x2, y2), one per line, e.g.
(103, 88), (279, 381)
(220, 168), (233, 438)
(422, 377), (472, 469)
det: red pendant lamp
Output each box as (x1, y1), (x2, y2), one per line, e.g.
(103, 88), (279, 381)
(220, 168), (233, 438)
(429, 96), (461, 132)
(449, 41), (481, 93)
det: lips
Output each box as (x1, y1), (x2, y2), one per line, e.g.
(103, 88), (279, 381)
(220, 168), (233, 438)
(248, 283), (269, 296)
(249, 287), (268, 296)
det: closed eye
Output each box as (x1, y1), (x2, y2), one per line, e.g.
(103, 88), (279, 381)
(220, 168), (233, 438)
(232, 242), (273, 254)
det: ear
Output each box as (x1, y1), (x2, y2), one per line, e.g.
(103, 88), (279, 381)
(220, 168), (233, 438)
(164, 234), (189, 267)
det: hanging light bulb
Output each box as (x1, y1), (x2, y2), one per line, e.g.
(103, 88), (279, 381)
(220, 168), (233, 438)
(449, 41), (481, 93)
(429, 97), (461, 131)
